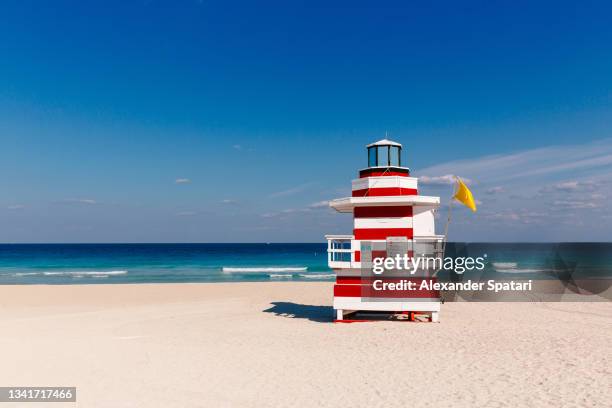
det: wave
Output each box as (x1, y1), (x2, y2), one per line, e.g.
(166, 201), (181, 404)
(492, 262), (518, 269)
(41, 270), (128, 278)
(222, 267), (307, 273)
(269, 274), (293, 279)
(298, 273), (335, 279)
(495, 268), (549, 274)
(492, 263), (548, 274)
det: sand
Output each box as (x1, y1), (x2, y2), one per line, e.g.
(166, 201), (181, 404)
(0, 282), (610, 408)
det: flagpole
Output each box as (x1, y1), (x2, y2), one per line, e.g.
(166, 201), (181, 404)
(432, 178), (458, 279)
(441, 177), (458, 257)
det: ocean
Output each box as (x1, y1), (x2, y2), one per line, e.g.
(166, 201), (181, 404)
(0, 243), (610, 285)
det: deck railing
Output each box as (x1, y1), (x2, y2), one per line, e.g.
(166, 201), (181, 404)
(325, 235), (445, 271)
(325, 235), (353, 269)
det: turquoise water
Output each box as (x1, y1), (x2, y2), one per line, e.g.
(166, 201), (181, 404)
(0, 243), (610, 284)
(0, 244), (332, 284)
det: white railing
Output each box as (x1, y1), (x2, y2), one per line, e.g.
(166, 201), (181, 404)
(413, 235), (446, 258)
(324, 234), (445, 270)
(325, 235), (354, 269)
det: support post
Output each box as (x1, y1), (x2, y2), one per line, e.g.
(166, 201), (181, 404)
(431, 312), (440, 323)
(336, 309), (343, 321)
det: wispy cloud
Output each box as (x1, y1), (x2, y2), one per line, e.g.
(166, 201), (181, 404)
(175, 211), (198, 217)
(269, 182), (315, 198)
(232, 144), (242, 150)
(175, 178), (191, 184)
(7, 204), (25, 210)
(542, 180), (599, 193)
(261, 199), (333, 219)
(482, 209), (548, 225)
(221, 199), (238, 205)
(61, 198), (97, 205)
(414, 138), (612, 240)
(486, 186), (505, 195)
(308, 200), (329, 209)
(551, 200), (600, 210)
(417, 138), (612, 186)
(261, 208), (308, 218)
(419, 174), (472, 185)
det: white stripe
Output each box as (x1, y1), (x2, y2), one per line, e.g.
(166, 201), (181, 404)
(333, 297), (441, 311)
(352, 176), (418, 191)
(353, 217), (413, 229)
(330, 195), (439, 213)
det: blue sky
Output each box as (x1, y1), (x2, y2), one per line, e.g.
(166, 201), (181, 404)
(1, 0), (611, 242)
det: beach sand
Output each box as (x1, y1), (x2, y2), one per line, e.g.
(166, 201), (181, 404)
(0, 282), (610, 407)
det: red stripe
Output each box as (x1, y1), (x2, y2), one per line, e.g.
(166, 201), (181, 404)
(336, 276), (364, 284)
(352, 187), (417, 197)
(337, 276), (430, 285)
(354, 228), (413, 240)
(354, 206), (413, 218)
(334, 319), (381, 323)
(359, 171), (409, 178)
(349, 250), (415, 265)
(333, 282), (440, 298)
(349, 250), (414, 266)
(372, 250), (387, 259)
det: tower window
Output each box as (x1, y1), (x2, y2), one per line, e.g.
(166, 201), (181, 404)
(389, 146), (400, 166)
(368, 147), (377, 167)
(377, 146), (389, 166)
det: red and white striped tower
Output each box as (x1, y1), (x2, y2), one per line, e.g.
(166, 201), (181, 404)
(326, 139), (443, 322)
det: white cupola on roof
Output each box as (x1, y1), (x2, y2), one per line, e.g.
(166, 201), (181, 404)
(366, 138), (402, 148)
(366, 139), (403, 168)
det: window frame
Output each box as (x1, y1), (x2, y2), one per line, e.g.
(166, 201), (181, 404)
(367, 145), (402, 167)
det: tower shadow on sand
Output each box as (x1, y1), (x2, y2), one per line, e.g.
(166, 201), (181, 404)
(263, 302), (333, 323)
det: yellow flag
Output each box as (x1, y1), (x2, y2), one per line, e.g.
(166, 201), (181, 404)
(453, 178), (477, 212)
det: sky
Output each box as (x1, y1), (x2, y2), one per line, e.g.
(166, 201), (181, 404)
(0, 0), (611, 242)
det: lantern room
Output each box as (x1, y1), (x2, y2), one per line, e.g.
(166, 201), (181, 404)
(361, 139), (410, 178)
(367, 139), (402, 167)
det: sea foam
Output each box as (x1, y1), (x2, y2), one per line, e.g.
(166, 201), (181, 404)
(41, 270), (128, 278)
(492, 263), (547, 273)
(492, 262), (518, 269)
(222, 267), (307, 273)
(269, 274), (293, 279)
(298, 273), (335, 279)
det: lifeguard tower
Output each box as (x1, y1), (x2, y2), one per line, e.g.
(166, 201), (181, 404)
(325, 139), (444, 322)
